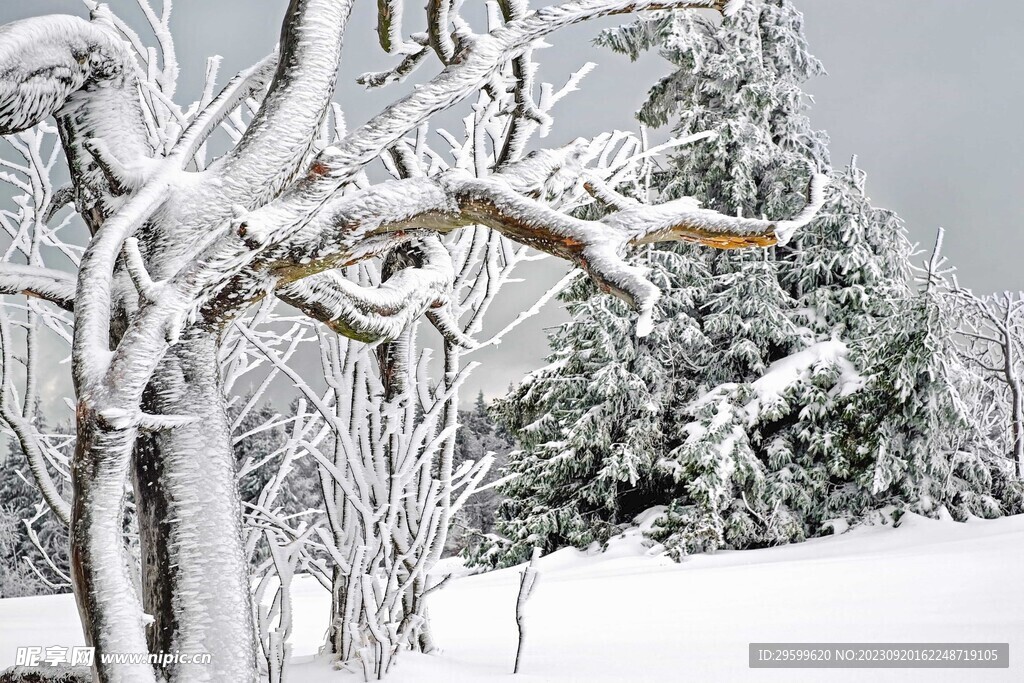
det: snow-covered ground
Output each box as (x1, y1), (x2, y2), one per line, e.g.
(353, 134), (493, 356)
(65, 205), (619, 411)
(2, 513), (1023, 682)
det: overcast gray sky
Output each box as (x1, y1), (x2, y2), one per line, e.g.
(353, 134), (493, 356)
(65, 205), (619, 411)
(2, 0), (1022, 406)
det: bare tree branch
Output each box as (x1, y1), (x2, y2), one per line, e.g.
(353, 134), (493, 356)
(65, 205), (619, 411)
(427, 0), (458, 64)
(176, 53), (278, 166)
(218, 0), (354, 205)
(278, 0), (737, 198)
(357, 43), (431, 89)
(277, 237), (474, 347)
(0, 264), (76, 311)
(374, 0), (418, 54)
(236, 162), (827, 336)
(496, 0), (546, 165)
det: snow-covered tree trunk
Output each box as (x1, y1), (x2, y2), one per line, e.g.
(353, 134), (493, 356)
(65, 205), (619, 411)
(133, 330), (255, 678)
(514, 547), (541, 674)
(74, 331), (255, 682)
(1009, 366), (1024, 477)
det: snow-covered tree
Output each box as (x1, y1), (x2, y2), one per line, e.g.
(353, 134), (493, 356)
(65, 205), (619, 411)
(0, 0), (834, 680)
(483, 0), (830, 563)
(446, 392), (515, 554)
(607, 1), (843, 555)
(0, 430), (73, 597)
(232, 401), (289, 510)
(663, 162), (918, 555)
(835, 231), (1005, 522)
(487, 0), (1017, 565)
(478, 247), (709, 566)
(950, 286), (1024, 481)
(297, 48), (704, 675)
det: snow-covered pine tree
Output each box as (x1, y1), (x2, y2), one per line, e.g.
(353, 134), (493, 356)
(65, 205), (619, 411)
(783, 159), (911, 340)
(837, 232), (1005, 522)
(620, 1), (1011, 551)
(636, 2), (841, 556)
(445, 393), (516, 555)
(232, 401), (288, 510)
(480, 0), (831, 564)
(654, 176), (1018, 557)
(487, 0), (1013, 565)
(658, 161), (920, 556)
(654, 210), (1024, 558)
(478, 247), (711, 567)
